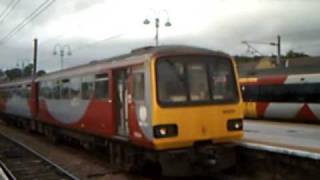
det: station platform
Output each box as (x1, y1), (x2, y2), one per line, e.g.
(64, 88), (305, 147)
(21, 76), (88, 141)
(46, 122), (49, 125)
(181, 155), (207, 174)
(241, 120), (320, 160)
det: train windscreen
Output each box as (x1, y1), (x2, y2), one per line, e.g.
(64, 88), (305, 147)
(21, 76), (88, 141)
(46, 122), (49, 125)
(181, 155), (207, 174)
(156, 55), (238, 106)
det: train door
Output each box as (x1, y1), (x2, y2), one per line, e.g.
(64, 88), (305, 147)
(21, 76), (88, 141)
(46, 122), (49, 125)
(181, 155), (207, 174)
(114, 69), (129, 137)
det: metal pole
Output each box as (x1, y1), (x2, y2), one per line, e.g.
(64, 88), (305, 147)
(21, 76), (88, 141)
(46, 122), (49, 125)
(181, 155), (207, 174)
(60, 50), (64, 70)
(33, 38), (38, 76)
(277, 35), (281, 66)
(155, 18), (159, 46)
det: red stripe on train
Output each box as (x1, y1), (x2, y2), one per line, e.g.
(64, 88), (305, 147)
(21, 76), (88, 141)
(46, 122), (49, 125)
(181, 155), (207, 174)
(296, 104), (318, 122)
(256, 102), (269, 118)
(257, 75), (287, 85)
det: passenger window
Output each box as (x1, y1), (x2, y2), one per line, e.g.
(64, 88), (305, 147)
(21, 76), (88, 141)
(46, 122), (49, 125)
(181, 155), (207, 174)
(53, 81), (61, 99)
(94, 73), (109, 99)
(21, 86), (28, 98)
(46, 81), (53, 99)
(70, 78), (81, 99)
(26, 84), (31, 98)
(81, 76), (94, 100)
(40, 82), (46, 99)
(61, 79), (70, 99)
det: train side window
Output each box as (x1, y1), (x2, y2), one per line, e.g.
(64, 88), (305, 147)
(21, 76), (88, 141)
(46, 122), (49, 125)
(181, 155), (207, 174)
(39, 82), (46, 99)
(5, 88), (11, 98)
(21, 86), (28, 98)
(94, 73), (109, 99)
(26, 84), (31, 98)
(133, 66), (145, 101)
(0, 90), (3, 99)
(14, 85), (22, 97)
(47, 81), (53, 99)
(81, 76), (94, 100)
(61, 79), (70, 99)
(313, 83), (320, 103)
(70, 78), (81, 99)
(53, 81), (61, 99)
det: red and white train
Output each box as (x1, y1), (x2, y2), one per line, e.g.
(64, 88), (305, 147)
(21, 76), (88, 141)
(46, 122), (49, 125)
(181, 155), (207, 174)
(0, 45), (244, 176)
(240, 73), (320, 123)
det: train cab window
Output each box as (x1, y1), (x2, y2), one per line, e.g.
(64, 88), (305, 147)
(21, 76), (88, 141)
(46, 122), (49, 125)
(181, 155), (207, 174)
(133, 66), (145, 101)
(209, 60), (237, 102)
(70, 78), (81, 99)
(157, 56), (238, 105)
(94, 73), (109, 99)
(187, 64), (209, 101)
(81, 76), (94, 100)
(61, 79), (70, 99)
(157, 60), (187, 103)
(53, 81), (61, 99)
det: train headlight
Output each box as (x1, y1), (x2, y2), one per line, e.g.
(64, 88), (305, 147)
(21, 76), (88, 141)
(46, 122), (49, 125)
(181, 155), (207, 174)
(153, 124), (178, 138)
(227, 119), (243, 131)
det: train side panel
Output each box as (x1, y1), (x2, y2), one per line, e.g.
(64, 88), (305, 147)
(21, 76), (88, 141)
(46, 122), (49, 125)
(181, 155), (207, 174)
(241, 73), (320, 123)
(36, 71), (116, 138)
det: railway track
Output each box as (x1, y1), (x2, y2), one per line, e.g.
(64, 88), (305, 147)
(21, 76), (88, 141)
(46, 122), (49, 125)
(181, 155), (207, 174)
(0, 132), (79, 180)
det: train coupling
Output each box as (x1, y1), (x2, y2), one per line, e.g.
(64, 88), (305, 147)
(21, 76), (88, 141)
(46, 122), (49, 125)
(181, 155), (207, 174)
(158, 143), (237, 176)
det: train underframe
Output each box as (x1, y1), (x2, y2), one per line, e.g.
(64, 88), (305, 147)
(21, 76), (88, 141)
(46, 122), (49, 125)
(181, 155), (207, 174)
(0, 113), (237, 177)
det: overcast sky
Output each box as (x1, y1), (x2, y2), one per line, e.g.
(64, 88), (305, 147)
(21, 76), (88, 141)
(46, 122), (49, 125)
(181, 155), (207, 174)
(0, 0), (320, 72)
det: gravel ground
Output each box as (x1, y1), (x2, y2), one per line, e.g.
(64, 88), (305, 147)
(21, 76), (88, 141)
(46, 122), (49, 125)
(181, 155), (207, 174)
(0, 120), (245, 180)
(0, 120), (150, 180)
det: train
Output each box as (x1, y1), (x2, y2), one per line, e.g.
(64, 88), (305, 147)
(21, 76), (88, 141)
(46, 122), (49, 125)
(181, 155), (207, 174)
(240, 73), (320, 123)
(0, 45), (243, 176)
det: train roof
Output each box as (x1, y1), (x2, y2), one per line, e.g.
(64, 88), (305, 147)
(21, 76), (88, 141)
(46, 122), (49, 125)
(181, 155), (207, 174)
(36, 45), (229, 81)
(0, 76), (33, 88)
(0, 45), (229, 86)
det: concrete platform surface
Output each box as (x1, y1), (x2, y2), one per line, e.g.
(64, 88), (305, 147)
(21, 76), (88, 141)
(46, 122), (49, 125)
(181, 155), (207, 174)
(242, 120), (320, 159)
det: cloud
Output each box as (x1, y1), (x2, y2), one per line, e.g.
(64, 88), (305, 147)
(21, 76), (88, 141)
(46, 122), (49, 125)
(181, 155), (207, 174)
(1, 0), (320, 71)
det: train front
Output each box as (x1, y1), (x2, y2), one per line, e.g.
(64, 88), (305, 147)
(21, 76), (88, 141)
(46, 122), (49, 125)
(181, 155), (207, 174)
(144, 48), (243, 175)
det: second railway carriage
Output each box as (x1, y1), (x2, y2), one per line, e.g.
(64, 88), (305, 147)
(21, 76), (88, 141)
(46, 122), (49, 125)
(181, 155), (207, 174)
(1, 45), (244, 175)
(0, 77), (37, 123)
(241, 73), (320, 123)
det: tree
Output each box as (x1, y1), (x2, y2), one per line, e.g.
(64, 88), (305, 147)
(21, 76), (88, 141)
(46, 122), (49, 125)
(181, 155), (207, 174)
(37, 70), (46, 76)
(285, 50), (309, 58)
(23, 64), (33, 77)
(3, 62), (46, 80)
(5, 68), (22, 80)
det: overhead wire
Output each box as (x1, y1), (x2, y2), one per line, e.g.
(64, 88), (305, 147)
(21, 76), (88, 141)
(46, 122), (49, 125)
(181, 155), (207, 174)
(0, 0), (15, 22)
(73, 34), (123, 51)
(0, 0), (56, 45)
(0, 0), (21, 24)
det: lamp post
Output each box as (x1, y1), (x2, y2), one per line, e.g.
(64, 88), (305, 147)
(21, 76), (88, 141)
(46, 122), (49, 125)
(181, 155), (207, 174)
(143, 9), (172, 46)
(53, 44), (72, 70)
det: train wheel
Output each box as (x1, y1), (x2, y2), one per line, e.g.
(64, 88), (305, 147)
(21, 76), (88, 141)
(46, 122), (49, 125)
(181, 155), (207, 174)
(44, 126), (60, 144)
